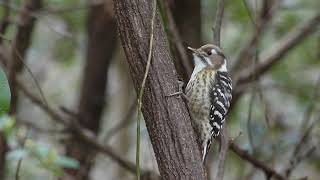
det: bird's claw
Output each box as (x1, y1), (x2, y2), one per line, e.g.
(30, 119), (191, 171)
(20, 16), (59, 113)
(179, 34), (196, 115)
(166, 80), (189, 102)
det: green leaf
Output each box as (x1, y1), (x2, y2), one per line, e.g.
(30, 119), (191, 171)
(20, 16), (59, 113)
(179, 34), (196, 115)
(56, 156), (79, 169)
(0, 68), (10, 115)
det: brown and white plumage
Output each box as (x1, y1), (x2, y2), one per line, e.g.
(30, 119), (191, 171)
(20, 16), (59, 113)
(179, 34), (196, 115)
(185, 44), (232, 161)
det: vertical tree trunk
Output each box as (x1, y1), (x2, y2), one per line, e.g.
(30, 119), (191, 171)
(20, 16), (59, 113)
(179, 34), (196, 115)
(64, 1), (117, 179)
(172, 0), (201, 48)
(166, 0), (201, 81)
(114, 0), (207, 179)
(0, 133), (7, 179)
(9, 0), (42, 114)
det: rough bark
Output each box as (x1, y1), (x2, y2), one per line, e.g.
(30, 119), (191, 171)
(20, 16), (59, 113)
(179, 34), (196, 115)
(114, 0), (207, 179)
(64, 1), (117, 179)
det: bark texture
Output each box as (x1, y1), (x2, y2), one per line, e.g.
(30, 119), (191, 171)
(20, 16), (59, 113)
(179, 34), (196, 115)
(114, 0), (207, 179)
(64, 1), (117, 179)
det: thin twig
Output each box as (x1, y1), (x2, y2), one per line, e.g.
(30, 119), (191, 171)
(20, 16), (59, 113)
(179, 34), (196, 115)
(247, 88), (256, 153)
(284, 75), (320, 177)
(213, 0), (224, 46)
(15, 129), (30, 180)
(136, 0), (157, 179)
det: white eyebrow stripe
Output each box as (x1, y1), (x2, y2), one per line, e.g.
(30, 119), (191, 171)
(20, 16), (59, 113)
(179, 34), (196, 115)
(211, 49), (218, 55)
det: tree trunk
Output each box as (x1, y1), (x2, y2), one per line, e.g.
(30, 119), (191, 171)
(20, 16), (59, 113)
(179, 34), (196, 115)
(0, 133), (7, 179)
(64, 1), (117, 179)
(172, 0), (201, 48)
(114, 0), (207, 179)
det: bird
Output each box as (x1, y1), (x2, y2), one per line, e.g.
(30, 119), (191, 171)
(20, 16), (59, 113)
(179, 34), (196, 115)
(185, 44), (232, 162)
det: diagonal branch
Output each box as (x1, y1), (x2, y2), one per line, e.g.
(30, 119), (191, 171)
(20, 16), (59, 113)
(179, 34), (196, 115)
(231, 0), (275, 75)
(236, 14), (320, 85)
(11, 77), (159, 178)
(230, 143), (287, 180)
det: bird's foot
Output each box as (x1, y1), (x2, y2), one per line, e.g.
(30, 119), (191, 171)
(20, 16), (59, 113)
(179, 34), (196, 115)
(166, 80), (189, 102)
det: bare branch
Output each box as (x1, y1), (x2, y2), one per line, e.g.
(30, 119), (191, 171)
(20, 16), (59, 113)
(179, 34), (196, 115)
(231, 0), (275, 75)
(11, 78), (159, 178)
(230, 143), (287, 180)
(213, 0), (225, 46)
(285, 75), (320, 177)
(236, 14), (320, 85)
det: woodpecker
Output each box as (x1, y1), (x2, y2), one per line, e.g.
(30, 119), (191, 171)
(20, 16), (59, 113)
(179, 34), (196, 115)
(185, 44), (232, 162)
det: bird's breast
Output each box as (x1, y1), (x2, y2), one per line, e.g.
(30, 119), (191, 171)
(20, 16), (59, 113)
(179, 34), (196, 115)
(186, 70), (216, 119)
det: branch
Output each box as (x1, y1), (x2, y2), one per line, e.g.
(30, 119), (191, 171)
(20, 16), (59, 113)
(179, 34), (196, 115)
(236, 14), (320, 85)
(285, 76), (320, 177)
(229, 13), (320, 111)
(12, 78), (159, 178)
(231, 0), (275, 75)
(213, 0), (224, 46)
(230, 143), (287, 180)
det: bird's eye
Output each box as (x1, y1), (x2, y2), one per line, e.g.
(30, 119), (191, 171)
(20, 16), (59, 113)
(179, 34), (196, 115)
(207, 51), (212, 55)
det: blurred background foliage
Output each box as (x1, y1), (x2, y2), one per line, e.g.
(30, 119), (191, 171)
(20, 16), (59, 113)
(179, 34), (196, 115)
(0, 0), (319, 179)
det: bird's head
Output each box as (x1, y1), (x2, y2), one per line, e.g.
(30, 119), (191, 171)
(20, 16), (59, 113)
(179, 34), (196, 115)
(188, 44), (227, 72)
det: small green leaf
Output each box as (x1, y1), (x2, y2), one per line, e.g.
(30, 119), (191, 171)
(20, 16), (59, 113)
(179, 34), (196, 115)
(56, 156), (80, 169)
(0, 68), (10, 115)
(47, 149), (58, 164)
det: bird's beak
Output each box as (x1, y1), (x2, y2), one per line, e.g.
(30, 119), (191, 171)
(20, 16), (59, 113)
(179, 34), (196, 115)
(188, 47), (202, 57)
(188, 46), (209, 65)
(187, 47), (198, 54)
